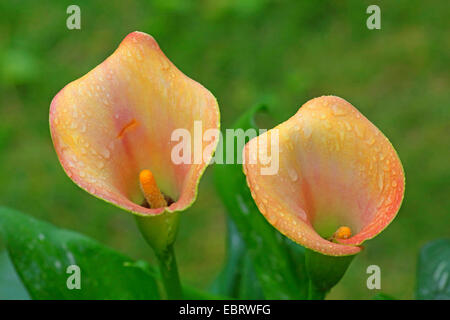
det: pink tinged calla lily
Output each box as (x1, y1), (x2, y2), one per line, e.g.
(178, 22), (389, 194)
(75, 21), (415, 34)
(243, 96), (405, 256)
(50, 31), (220, 216)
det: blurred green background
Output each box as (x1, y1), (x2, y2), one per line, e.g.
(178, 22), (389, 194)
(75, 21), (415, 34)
(0, 0), (448, 299)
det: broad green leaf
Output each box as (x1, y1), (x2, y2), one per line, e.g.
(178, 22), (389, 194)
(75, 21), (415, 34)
(0, 206), (160, 299)
(214, 104), (308, 299)
(210, 218), (263, 299)
(0, 250), (30, 299)
(210, 218), (246, 297)
(373, 293), (396, 300)
(416, 238), (450, 300)
(238, 254), (264, 299)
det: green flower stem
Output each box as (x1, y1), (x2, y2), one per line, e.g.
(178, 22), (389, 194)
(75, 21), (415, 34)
(135, 212), (182, 299)
(155, 243), (182, 299)
(307, 279), (326, 300)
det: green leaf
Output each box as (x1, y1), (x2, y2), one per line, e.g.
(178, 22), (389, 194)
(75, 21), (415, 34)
(238, 253), (265, 299)
(0, 250), (30, 299)
(210, 218), (263, 299)
(210, 218), (246, 296)
(373, 292), (396, 300)
(214, 104), (308, 299)
(416, 238), (450, 300)
(0, 206), (160, 299)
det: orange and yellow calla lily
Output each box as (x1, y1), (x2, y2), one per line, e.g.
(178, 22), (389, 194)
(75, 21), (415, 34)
(50, 31), (220, 216)
(243, 96), (405, 256)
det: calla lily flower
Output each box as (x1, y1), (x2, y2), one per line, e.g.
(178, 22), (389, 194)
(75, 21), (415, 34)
(243, 96), (405, 256)
(49, 31), (220, 216)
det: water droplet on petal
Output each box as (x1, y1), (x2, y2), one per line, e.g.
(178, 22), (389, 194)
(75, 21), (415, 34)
(100, 147), (110, 159)
(385, 195), (393, 205)
(288, 168), (298, 181)
(161, 59), (170, 71)
(302, 124), (312, 138)
(344, 122), (352, 131)
(378, 174), (384, 191)
(354, 125), (363, 138)
(331, 104), (347, 116)
(365, 137), (375, 145)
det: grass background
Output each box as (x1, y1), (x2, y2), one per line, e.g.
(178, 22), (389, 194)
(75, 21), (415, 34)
(0, 0), (448, 299)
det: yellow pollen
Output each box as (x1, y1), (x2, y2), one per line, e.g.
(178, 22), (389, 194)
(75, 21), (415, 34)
(139, 169), (167, 209)
(334, 226), (352, 239)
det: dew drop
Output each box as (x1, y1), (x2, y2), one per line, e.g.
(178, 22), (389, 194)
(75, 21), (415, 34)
(365, 137), (375, 145)
(161, 59), (170, 71)
(354, 125), (363, 138)
(100, 147), (110, 159)
(288, 168), (298, 181)
(378, 174), (384, 191)
(376, 197), (385, 208)
(302, 124), (312, 139)
(331, 104), (347, 116)
(344, 122), (352, 131)
(385, 195), (393, 205)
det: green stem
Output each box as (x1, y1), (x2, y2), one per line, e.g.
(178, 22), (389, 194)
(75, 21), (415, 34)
(307, 279), (326, 300)
(155, 243), (182, 299)
(135, 212), (182, 299)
